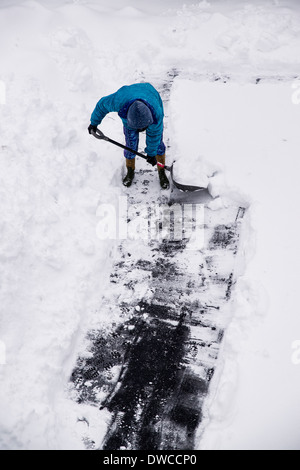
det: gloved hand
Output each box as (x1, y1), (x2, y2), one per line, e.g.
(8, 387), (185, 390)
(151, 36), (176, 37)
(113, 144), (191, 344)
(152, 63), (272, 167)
(146, 156), (157, 166)
(88, 124), (98, 135)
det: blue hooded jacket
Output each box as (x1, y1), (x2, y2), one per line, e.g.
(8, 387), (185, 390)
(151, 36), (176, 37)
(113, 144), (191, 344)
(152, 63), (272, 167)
(90, 83), (164, 157)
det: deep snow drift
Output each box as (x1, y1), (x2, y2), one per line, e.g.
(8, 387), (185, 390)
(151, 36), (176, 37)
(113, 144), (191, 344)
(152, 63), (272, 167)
(0, 0), (300, 450)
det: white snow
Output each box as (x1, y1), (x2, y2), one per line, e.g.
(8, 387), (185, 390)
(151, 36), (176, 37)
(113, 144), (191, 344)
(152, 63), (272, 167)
(172, 78), (300, 450)
(1, 0), (300, 450)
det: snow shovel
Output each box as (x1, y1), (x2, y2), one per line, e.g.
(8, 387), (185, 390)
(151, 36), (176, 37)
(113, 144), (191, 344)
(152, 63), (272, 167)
(91, 128), (206, 192)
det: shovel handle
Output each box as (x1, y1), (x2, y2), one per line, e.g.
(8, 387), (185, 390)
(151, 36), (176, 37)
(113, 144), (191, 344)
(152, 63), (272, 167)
(91, 129), (106, 140)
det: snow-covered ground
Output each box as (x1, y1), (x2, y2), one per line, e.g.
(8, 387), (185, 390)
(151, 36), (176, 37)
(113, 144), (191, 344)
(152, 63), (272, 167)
(0, 0), (300, 450)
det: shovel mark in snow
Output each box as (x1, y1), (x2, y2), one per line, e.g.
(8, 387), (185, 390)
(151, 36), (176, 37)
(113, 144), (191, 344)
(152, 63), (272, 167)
(70, 199), (245, 450)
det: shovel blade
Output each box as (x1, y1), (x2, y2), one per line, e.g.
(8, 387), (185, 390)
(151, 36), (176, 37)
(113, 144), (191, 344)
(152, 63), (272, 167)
(169, 163), (207, 192)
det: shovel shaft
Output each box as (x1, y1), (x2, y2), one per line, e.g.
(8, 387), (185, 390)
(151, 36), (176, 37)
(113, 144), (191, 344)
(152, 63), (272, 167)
(92, 129), (148, 160)
(91, 128), (171, 172)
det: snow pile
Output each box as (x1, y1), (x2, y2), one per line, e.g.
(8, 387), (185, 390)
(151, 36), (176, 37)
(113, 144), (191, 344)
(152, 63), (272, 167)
(0, 0), (300, 450)
(0, 75), (123, 448)
(173, 78), (300, 449)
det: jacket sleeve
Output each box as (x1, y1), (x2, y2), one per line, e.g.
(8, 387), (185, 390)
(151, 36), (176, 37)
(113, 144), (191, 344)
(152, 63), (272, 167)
(90, 92), (118, 126)
(145, 120), (163, 157)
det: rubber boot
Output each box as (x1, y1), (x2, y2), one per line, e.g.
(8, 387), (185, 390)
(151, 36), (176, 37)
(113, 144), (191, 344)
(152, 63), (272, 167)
(123, 158), (135, 187)
(156, 154), (170, 190)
